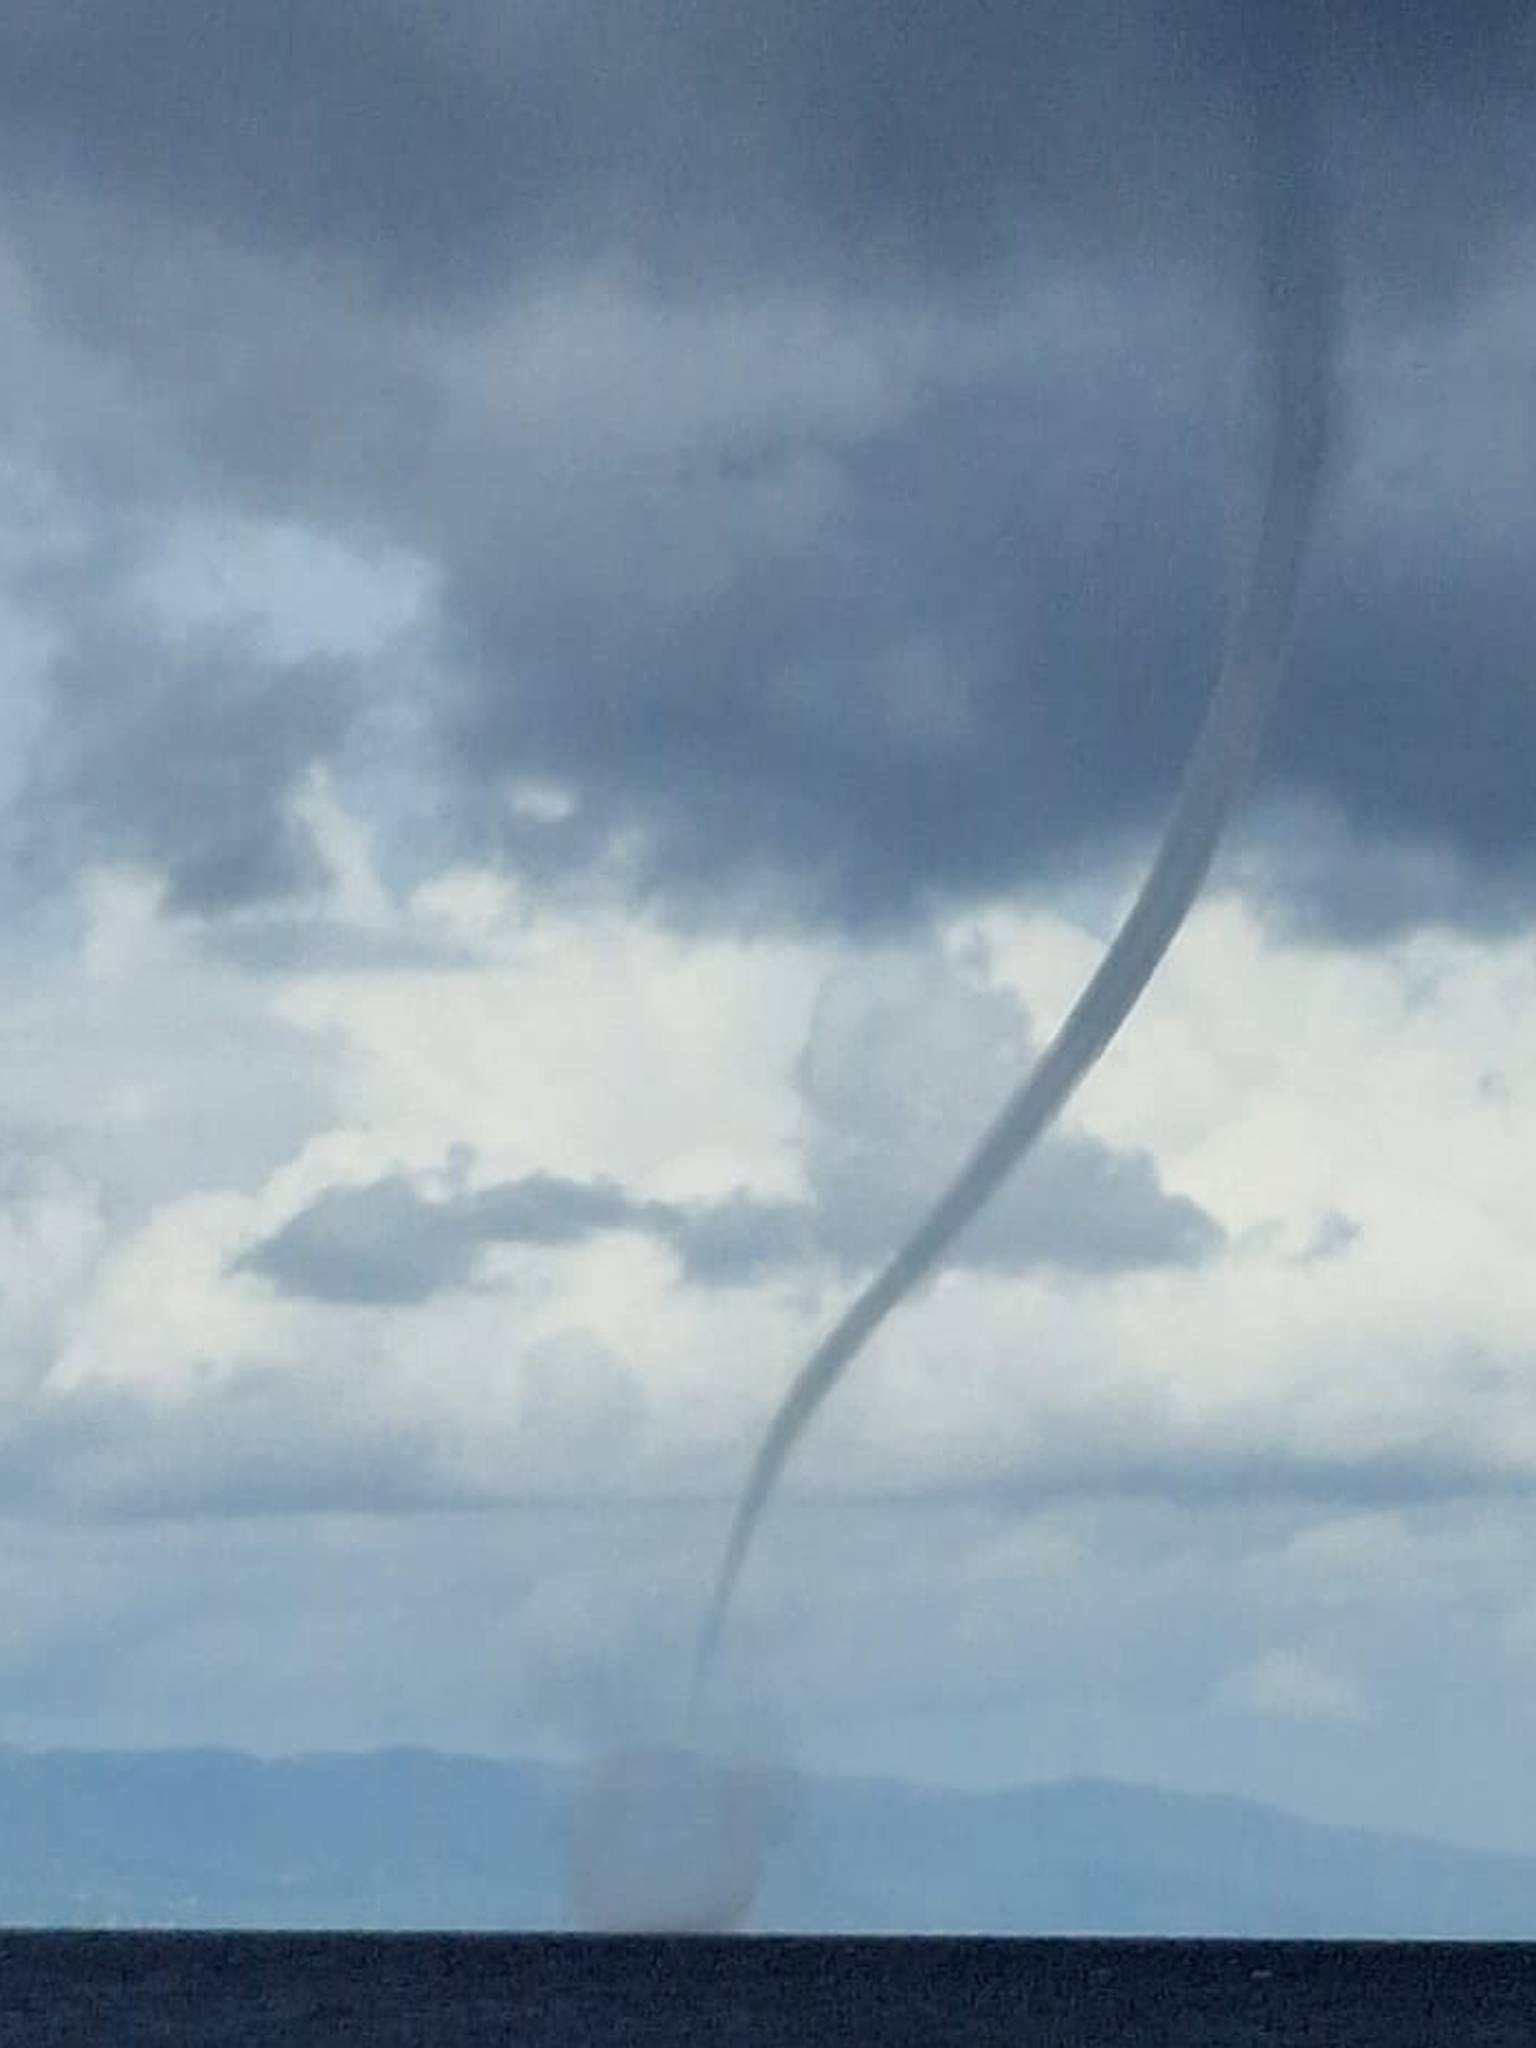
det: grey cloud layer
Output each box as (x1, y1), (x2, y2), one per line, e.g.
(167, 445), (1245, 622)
(240, 922), (1222, 1307)
(237, 1145), (1218, 1309)
(0, 3), (1532, 932)
(236, 1171), (678, 1306)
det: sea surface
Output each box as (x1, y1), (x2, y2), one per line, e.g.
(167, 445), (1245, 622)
(1, 1932), (1533, 2045)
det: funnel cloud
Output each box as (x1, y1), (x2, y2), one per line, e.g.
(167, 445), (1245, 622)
(694, 9), (1339, 1705)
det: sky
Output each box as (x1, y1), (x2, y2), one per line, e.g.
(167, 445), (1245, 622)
(0, 1), (1534, 1855)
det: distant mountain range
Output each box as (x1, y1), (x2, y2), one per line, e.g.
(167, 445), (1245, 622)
(2, 1744), (1533, 1937)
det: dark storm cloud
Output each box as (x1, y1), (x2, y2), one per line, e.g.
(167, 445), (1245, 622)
(9, 597), (347, 911)
(1, 1), (1532, 931)
(0, 3), (1236, 299)
(438, 302), (1536, 934)
(448, 349), (1242, 924)
(0, 1), (641, 298)
(1, 3), (1529, 301)
(1242, 803), (1536, 948)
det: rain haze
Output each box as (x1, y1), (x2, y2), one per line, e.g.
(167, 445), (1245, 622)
(1, 0), (1534, 1882)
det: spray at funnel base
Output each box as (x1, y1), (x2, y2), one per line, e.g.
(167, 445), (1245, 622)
(565, 1744), (793, 1932)
(691, 6), (1338, 1715)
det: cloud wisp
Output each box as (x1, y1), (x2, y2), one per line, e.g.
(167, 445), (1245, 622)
(692, 10), (1339, 1709)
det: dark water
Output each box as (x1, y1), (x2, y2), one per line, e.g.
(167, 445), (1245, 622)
(1, 1933), (1534, 2045)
